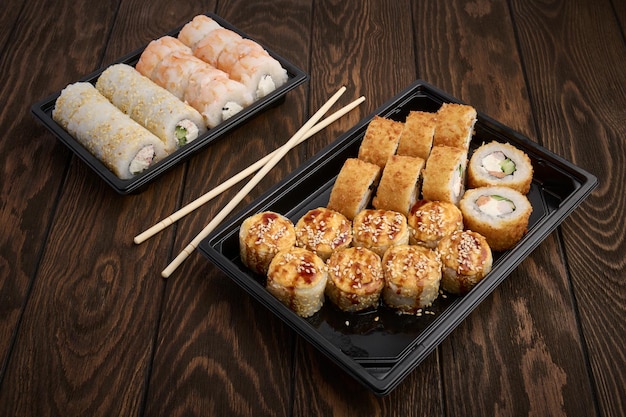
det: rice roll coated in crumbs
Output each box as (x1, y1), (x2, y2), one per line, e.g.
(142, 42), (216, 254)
(327, 158), (381, 220)
(352, 209), (410, 257)
(326, 247), (384, 312)
(358, 116), (404, 169)
(239, 211), (296, 275)
(397, 111), (437, 160)
(382, 245), (442, 313)
(407, 200), (464, 248)
(372, 155), (425, 217)
(468, 141), (534, 194)
(433, 102), (477, 151)
(266, 247), (328, 318)
(437, 230), (493, 295)
(295, 207), (352, 261)
(421, 145), (468, 205)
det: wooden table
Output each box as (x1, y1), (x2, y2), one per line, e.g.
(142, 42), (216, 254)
(1, 0), (624, 415)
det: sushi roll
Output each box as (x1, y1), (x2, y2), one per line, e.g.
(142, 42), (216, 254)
(372, 155), (425, 217)
(135, 36), (192, 80)
(433, 102), (477, 151)
(437, 230), (493, 295)
(266, 247), (328, 317)
(396, 111), (437, 160)
(193, 27), (243, 67)
(215, 38), (288, 99)
(407, 200), (463, 248)
(294, 207), (352, 261)
(421, 145), (468, 205)
(239, 211), (296, 275)
(327, 158), (381, 220)
(52, 82), (167, 179)
(459, 186), (532, 251)
(95, 63), (207, 153)
(358, 116), (404, 168)
(352, 209), (410, 257)
(382, 245), (442, 313)
(177, 15), (222, 50)
(468, 141), (534, 194)
(326, 247), (384, 312)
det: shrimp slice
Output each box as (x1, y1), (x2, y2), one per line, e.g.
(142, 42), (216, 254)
(135, 36), (192, 79)
(194, 28), (242, 67)
(178, 15), (222, 49)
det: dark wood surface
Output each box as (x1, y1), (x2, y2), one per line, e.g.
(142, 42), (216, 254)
(1, 0), (624, 415)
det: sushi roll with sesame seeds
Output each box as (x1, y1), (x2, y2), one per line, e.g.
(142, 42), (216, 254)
(372, 154), (425, 217)
(407, 200), (464, 248)
(52, 82), (168, 179)
(468, 141), (534, 194)
(294, 207), (352, 261)
(437, 230), (493, 295)
(326, 246), (384, 312)
(352, 209), (410, 257)
(421, 145), (468, 205)
(459, 186), (532, 251)
(239, 211), (296, 275)
(382, 245), (442, 313)
(327, 158), (381, 221)
(96, 63), (207, 153)
(266, 247), (328, 317)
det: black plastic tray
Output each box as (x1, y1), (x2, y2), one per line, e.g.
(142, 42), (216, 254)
(31, 13), (308, 194)
(198, 80), (598, 395)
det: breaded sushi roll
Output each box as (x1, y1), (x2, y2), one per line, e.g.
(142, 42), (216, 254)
(295, 207), (352, 261)
(397, 111), (437, 160)
(382, 245), (442, 313)
(437, 230), (493, 295)
(327, 158), (381, 220)
(266, 247), (328, 317)
(352, 209), (410, 257)
(52, 82), (167, 179)
(433, 102), (477, 151)
(193, 28), (243, 67)
(372, 155), (425, 217)
(239, 211), (296, 275)
(135, 36), (192, 80)
(177, 15), (222, 50)
(358, 116), (404, 168)
(407, 200), (463, 248)
(216, 39), (289, 99)
(421, 145), (468, 205)
(326, 247), (384, 312)
(96, 64), (207, 153)
(468, 141), (534, 194)
(459, 186), (532, 251)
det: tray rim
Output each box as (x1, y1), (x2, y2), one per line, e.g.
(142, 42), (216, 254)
(30, 12), (309, 195)
(198, 79), (598, 395)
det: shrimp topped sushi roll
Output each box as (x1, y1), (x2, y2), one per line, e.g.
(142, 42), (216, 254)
(177, 15), (222, 50)
(421, 145), (468, 205)
(468, 141), (534, 194)
(352, 209), (409, 257)
(193, 28), (243, 67)
(407, 200), (463, 248)
(459, 186), (532, 251)
(372, 155), (425, 217)
(327, 158), (381, 220)
(295, 207), (352, 261)
(433, 102), (477, 151)
(267, 247), (328, 317)
(437, 230), (493, 295)
(239, 211), (296, 275)
(135, 36), (192, 80)
(382, 245), (442, 313)
(326, 247), (384, 312)
(358, 116), (404, 169)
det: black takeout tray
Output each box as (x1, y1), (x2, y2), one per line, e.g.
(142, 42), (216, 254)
(198, 80), (598, 395)
(31, 12), (308, 195)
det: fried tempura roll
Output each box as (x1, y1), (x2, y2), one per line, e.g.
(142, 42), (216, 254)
(52, 82), (167, 179)
(239, 211), (296, 275)
(468, 141), (534, 194)
(295, 207), (352, 261)
(459, 186), (532, 251)
(382, 245), (442, 313)
(266, 247), (328, 317)
(421, 145), (468, 205)
(433, 102), (477, 151)
(352, 209), (410, 257)
(372, 155), (425, 217)
(358, 116), (403, 168)
(437, 230), (493, 295)
(397, 111), (437, 160)
(327, 158), (381, 220)
(326, 247), (384, 312)
(407, 200), (463, 248)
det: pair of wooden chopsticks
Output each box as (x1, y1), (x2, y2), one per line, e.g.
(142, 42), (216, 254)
(133, 86), (365, 278)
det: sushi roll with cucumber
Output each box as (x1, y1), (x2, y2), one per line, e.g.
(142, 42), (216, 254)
(468, 141), (533, 194)
(459, 186), (532, 251)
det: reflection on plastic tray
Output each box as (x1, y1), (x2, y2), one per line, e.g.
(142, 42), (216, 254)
(31, 12), (308, 194)
(199, 80), (597, 395)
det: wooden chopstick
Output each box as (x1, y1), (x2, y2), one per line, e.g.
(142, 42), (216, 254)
(133, 95), (365, 245)
(161, 86), (348, 278)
